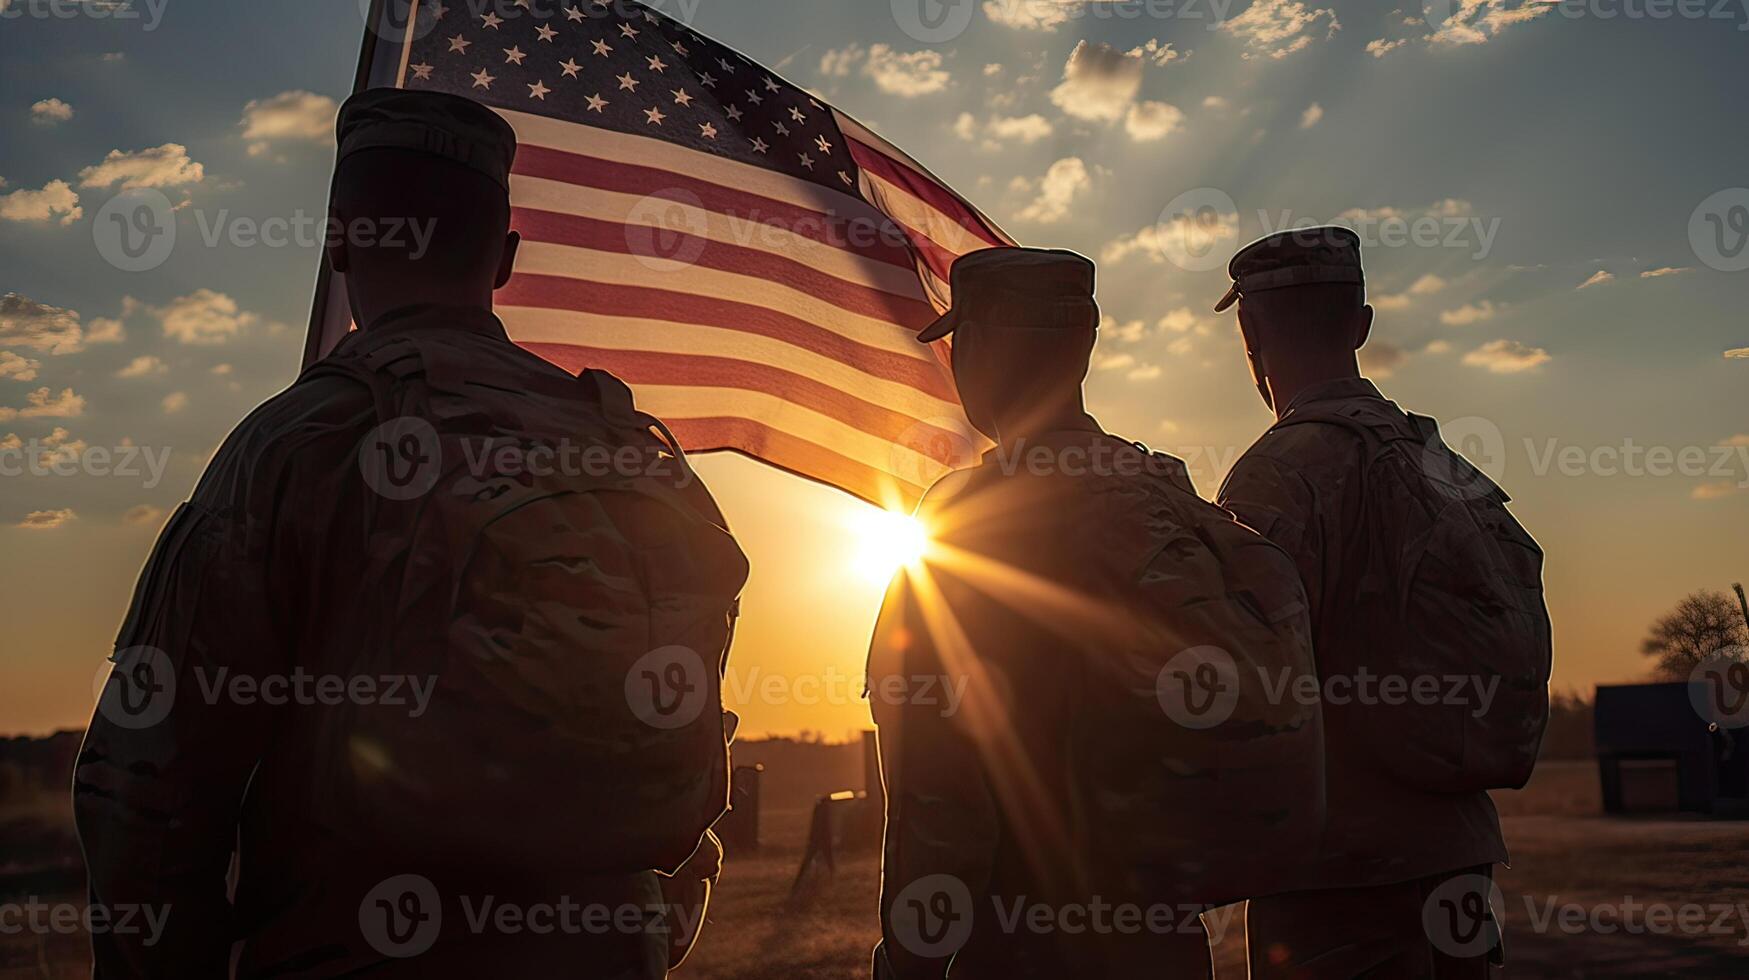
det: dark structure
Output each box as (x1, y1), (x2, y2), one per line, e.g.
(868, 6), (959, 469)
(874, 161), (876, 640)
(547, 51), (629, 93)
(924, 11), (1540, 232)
(1594, 682), (1749, 816)
(717, 764), (764, 855)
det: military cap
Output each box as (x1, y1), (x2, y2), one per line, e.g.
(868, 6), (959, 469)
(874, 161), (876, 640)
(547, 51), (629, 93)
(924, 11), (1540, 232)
(335, 88), (518, 192)
(918, 247), (1098, 342)
(1214, 225), (1365, 313)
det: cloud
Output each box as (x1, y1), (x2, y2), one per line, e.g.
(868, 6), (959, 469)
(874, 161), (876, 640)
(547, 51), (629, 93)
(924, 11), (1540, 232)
(0, 293), (86, 353)
(1015, 157), (1089, 224)
(1720, 434), (1749, 448)
(1692, 482), (1738, 501)
(1463, 339), (1550, 374)
(1409, 273), (1448, 295)
(1124, 101), (1184, 141)
(1299, 102), (1324, 129)
(153, 289), (259, 345)
(30, 98), (74, 124)
(1100, 316), (1147, 342)
(819, 44), (863, 77)
(1158, 308), (1205, 334)
(116, 355), (168, 378)
(986, 113), (1054, 143)
(1050, 41), (1143, 123)
(123, 503), (167, 526)
(0, 351), (41, 381)
(1359, 341), (1409, 377)
(982, 0), (1077, 30)
(77, 144), (205, 189)
(1439, 300), (1498, 326)
(85, 316), (125, 345)
(1726, 348), (1749, 360)
(1577, 270), (1614, 289)
(1202, 96), (1230, 110)
(1424, 339), (1453, 354)
(864, 44), (949, 97)
(1127, 363), (1163, 381)
(240, 90), (338, 157)
(1640, 266), (1689, 278)
(1429, 0), (1556, 47)
(0, 386), (86, 421)
(1130, 39), (1186, 67)
(17, 508), (77, 530)
(1364, 37), (1411, 58)
(1094, 351), (1136, 371)
(0, 179), (83, 225)
(1102, 207), (1241, 265)
(1222, 0), (1341, 60)
(162, 391), (188, 414)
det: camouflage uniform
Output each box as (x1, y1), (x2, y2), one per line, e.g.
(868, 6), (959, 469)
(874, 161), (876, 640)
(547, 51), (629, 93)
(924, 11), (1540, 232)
(74, 309), (682, 979)
(869, 426), (1217, 980)
(1218, 378), (1507, 976)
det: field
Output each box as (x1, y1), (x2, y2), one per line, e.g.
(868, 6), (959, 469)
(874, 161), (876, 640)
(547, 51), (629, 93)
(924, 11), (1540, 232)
(4, 750), (1748, 978)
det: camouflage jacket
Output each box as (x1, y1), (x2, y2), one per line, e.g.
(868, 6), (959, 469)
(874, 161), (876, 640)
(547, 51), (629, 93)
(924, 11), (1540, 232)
(1217, 377), (1509, 889)
(72, 307), (679, 979)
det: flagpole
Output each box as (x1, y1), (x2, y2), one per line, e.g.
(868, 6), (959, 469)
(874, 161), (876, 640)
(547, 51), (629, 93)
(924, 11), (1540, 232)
(301, 0), (389, 368)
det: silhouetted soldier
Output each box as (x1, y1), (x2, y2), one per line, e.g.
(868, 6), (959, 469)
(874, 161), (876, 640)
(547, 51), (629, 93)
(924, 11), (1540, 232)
(868, 249), (1323, 979)
(74, 90), (747, 978)
(1215, 227), (1551, 978)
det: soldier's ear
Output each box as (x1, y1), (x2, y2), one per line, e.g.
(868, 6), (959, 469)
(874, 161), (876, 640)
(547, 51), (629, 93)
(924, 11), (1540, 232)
(325, 208), (351, 275)
(1354, 304), (1375, 351)
(494, 230), (521, 290)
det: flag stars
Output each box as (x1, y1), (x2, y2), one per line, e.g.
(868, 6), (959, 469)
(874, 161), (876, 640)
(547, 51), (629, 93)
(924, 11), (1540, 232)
(699, 71), (717, 89)
(617, 72), (640, 91)
(585, 93), (609, 112)
(428, 2), (447, 18)
(717, 57), (736, 72)
(447, 34), (471, 53)
(838, 171), (853, 186)
(647, 55), (668, 72)
(410, 62), (435, 80)
(788, 106), (807, 123)
(504, 45), (527, 65)
(814, 135), (832, 155)
(699, 122), (718, 140)
(725, 104), (743, 122)
(470, 68), (496, 89)
(564, 4), (585, 20)
(672, 88), (694, 107)
(644, 106), (667, 125)
(560, 58), (583, 78)
(481, 11), (503, 28)
(763, 76), (780, 93)
(528, 80), (551, 100)
(749, 137), (769, 154)
(671, 40), (690, 56)
(798, 153), (815, 170)
(746, 90), (763, 105)
(591, 38), (612, 56)
(773, 121), (791, 136)
(619, 22), (639, 39)
(535, 24), (558, 42)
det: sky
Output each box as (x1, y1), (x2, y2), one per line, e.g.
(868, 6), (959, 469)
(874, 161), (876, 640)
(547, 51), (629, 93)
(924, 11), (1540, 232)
(1, 0), (1746, 739)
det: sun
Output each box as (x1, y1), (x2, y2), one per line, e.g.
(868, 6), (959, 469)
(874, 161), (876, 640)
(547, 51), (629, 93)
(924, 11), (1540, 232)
(847, 507), (930, 585)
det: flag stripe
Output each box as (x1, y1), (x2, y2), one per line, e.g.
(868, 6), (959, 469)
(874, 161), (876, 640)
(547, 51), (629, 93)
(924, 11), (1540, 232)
(500, 270), (959, 401)
(846, 139), (1006, 253)
(667, 416), (925, 508)
(511, 207), (939, 326)
(501, 306), (963, 420)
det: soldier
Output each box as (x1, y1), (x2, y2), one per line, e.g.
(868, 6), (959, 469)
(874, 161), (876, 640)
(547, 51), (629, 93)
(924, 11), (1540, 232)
(868, 249), (1323, 979)
(73, 89), (747, 979)
(1215, 226), (1551, 978)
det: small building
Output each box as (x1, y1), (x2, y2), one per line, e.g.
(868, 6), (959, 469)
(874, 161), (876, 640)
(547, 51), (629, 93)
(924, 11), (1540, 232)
(1594, 682), (1749, 816)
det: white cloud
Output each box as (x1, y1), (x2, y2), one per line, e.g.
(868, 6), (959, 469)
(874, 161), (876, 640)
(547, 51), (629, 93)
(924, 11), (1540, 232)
(1463, 338), (1549, 374)
(0, 351), (41, 381)
(1222, 0), (1341, 60)
(1359, 341), (1409, 377)
(1577, 270), (1614, 290)
(1410, 273), (1448, 295)
(78, 144), (205, 190)
(1050, 41), (1143, 123)
(819, 44), (863, 78)
(85, 315), (125, 344)
(1202, 96), (1230, 110)
(1429, 0), (1556, 47)
(1424, 339), (1453, 355)
(864, 44), (949, 97)
(0, 293), (85, 353)
(1299, 102), (1324, 129)
(0, 386), (86, 421)
(0, 179), (83, 225)
(1127, 363), (1163, 381)
(1157, 307), (1205, 334)
(1015, 157), (1090, 224)
(124, 503), (167, 526)
(30, 98), (74, 124)
(1102, 208), (1240, 265)
(116, 355), (168, 378)
(1364, 37), (1411, 58)
(1372, 273), (1447, 311)
(1640, 266), (1689, 278)
(1094, 351), (1136, 371)
(1724, 348), (1749, 360)
(1691, 482), (1737, 501)
(162, 391), (188, 414)
(240, 90), (338, 157)
(17, 508), (77, 530)
(1100, 317), (1147, 342)
(982, 0), (1078, 30)
(986, 113), (1054, 143)
(1439, 300), (1498, 326)
(1719, 434), (1749, 448)
(153, 289), (261, 345)
(1129, 39), (1186, 67)
(1124, 101), (1184, 141)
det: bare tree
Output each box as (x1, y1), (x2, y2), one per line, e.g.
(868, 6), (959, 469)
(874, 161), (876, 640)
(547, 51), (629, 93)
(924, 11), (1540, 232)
(1641, 589), (1749, 680)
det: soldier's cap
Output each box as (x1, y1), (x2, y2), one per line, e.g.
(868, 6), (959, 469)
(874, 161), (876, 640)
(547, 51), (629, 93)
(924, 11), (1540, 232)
(1214, 225), (1365, 314)
(335, 88), (518, 193)
(917, 247), (1098, 343)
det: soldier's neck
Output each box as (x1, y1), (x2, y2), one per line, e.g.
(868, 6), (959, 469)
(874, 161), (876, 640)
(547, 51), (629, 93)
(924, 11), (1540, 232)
(1267, 358), (1361, 420)
(997, 404), (1099, 446)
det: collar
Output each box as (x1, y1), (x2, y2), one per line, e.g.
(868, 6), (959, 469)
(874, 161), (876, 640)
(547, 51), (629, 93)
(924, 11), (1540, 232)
(363, 304), (510, 342)
(1281, 376), (1385, 416)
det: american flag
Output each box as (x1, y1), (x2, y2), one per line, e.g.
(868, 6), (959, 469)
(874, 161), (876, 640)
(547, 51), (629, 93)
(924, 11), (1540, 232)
(310, 0), (1015, 509)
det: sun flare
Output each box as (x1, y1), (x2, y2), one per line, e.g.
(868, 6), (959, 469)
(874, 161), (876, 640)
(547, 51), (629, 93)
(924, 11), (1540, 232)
(848, 507), (930, 585)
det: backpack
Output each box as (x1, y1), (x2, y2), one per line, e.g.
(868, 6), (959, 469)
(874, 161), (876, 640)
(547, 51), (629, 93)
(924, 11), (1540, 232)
(1272, 401), (1552, 794)
(302, 325), (748, 877)
(1002, 434), (1327, 905)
